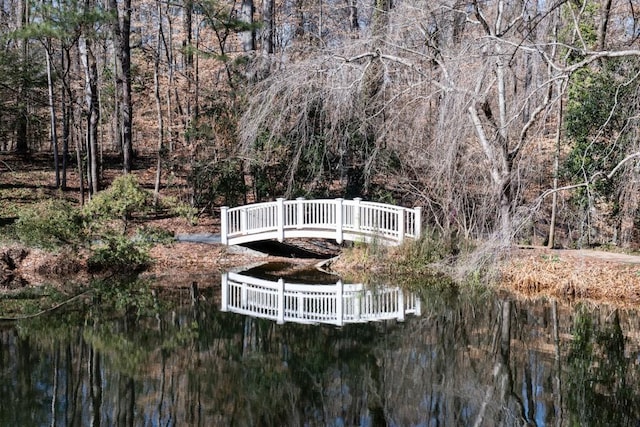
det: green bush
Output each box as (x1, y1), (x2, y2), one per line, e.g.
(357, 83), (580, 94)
(83, 174), (152, 234)
(135, 226), (175, 245)
(15, 199), (85, 250)
(12, 175), (180, 274)
(90, 277), (159, 320)
(158, 195), (198, 225)
(87, 234), (151, 273)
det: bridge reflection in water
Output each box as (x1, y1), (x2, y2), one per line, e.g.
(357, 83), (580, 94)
(221, 271), (421, 326)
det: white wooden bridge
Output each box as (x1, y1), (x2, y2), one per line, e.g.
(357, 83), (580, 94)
(220, 198), (422, 246)
(221, 272), (421, 325)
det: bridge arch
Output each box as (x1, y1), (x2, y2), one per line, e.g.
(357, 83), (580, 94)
(220, 198), (422, 246)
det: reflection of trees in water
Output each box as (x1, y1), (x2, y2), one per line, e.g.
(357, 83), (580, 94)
(376, 295), (640, 426)
(566, 306), (640, 426)
(4, 286), (640, 425)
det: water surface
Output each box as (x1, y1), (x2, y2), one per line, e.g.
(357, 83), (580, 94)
(1, 266), (639, 426)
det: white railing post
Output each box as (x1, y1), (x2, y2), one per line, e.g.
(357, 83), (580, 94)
(220, 206), (229, 245)
(354, 289), (361, 321)
(354, 197), (361, 232)
(296, 197), (305, 229)
(415, 296), (421, 316)
(277, 278), (285, 324)
(298, 292), (304, 318)
(221, 273), (229, 311)
(277, 198), (285, 242)
(336, 280), (344, 326)
(241, 282), (248, 307)
(398, 208), (405, 244)
(240, 208), (247, 235)
(397, 289), (405, 322)
(414, 206), (422, 239)
(335, 198), (343, 244)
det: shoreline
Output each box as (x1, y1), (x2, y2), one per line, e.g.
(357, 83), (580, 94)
(2, 240), (640, 307)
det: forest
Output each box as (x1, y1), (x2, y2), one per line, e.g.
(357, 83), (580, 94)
(1, 0), (640, 250)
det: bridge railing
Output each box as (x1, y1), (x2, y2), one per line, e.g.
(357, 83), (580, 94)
(220, 198), (422, 246)
(220, 272), (422, 325)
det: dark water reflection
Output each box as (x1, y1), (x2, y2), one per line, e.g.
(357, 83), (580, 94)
(1, 270), (640, 426)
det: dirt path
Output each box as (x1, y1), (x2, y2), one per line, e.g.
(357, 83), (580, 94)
(516, 245), (640, 264)
(564, 248), (640, 264)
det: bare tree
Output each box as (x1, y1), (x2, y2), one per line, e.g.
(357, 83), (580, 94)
(109, 0), (133, 172)
(240, 0), (255, 52)
(15, 0), (30, 154)
(78, 32), (99, 195)
(261, 0), (275, 54)
(44, 37), (60, 187)
(153, 0), (165, 206)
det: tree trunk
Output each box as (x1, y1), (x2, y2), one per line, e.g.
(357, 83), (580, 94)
(349, 0), (390, 196)
(597, 0), (613, 51)
(348, 0), (358, 32)
(183, 0), (193, 147)
(262, 0), (274, 54)
(548, 92), (564, 248)
(79, 35), (100, 195)
(61, 46), (71, 190)
(162, 3), (176, 153)
(15, 0), (30, 154)
(240, 0), (255, 52)
(111, 0), (133, 173)
(45, 39), (60, 188)
(76, 119), (85, 206)
(121, 0), (133, 173)
(15, 104), (28, 154)
(154, 0), (165, 206)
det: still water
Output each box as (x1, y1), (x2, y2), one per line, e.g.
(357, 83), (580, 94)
(1, 264), (640, 426)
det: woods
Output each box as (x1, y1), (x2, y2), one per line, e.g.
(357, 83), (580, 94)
(1, 0), (639, 249)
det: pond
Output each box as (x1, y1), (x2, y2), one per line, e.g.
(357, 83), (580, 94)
(1, 263), (640, 426)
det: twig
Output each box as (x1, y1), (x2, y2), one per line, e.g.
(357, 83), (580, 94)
(0, 160), (14, 172)
(0, 289), (92, 322)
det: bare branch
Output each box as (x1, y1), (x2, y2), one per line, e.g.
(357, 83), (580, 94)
(605, 152), (640, 180)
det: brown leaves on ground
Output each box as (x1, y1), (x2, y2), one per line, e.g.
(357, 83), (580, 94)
(499, 248), (640, 306)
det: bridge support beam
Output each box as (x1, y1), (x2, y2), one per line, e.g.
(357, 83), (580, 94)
(296, 197), (305, 229)
(398, 209), (405, 244)
(397, 290), (405, 322)
(220, 206), (228, 245)
(414, 207), (422, 240)
(221, 272), (229, 311)
(353, 198), (361, 233)
(277, 278), (285, 324)
(335, 198), (343, 244)
(336, 280), (344, 326)
(277, 198), (285, 242)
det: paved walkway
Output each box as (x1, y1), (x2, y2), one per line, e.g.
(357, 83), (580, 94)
(176, 233), (221, 244)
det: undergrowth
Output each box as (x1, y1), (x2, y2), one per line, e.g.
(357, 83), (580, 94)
(335, 230), (495, 291)
(8, 175), (191, 275)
